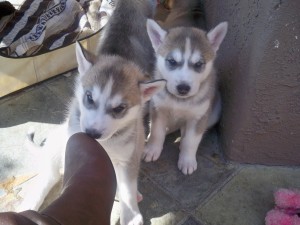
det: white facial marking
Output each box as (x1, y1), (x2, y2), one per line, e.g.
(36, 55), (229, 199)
(108, 94), (123, 108)
(184, 38), (192, 63)
(100, 77), (114, 102)
(92, 85), (101, 102)
(190, 51), (201, 64)
(172, 49), (182, 62)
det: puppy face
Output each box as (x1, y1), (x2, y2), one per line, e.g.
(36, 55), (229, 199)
(77, 56), (141, 140)
(147, 20), (228, 99)
(156, 31), (214, 98)
(75, 43), (165, 141)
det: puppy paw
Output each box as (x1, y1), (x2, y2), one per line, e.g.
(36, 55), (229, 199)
(143, 144), (162, 162)
(128, 214), (143, 225)
(178, 154), (197, 175)
(17, 199), (40, 212)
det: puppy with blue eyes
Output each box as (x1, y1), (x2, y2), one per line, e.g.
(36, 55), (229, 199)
(18, 0), (165, 224)
(144, 18), (228, 175)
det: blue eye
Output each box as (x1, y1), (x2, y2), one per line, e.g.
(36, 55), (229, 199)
(166, 58), (178, 67)
(86, 91), (94, 105)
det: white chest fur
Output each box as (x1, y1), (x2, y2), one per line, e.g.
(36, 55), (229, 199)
(153, 91), (210, 121)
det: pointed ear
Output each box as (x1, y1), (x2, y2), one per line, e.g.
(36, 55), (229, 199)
(139, 79), (166, 102)
(146, 19), (167, 52)
(207, 22), (228, 53)
(75, 41), (95, 76)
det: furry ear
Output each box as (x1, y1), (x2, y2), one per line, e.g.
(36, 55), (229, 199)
(146, 19), (167, 52)
(75, 41), (95, 76)
(207, 22), (228, 53)
(139, 79), (166, 102)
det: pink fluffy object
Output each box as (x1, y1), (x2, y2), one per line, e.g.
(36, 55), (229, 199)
(275, 189), (300, 210)
(266, 210), (300, 225)
(266, 189), (300, 225)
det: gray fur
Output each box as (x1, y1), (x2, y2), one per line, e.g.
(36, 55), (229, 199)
(71, 1), (164, 224)
(19, 2), (164, 225)
(98, 0), (156, 77)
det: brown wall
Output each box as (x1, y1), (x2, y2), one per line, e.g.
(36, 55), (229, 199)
(204, 0), (300, 165)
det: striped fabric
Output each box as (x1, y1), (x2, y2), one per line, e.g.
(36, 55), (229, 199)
(0, 0), (113, 57)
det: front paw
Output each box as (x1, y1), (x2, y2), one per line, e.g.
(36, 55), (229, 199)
(17, 198), (40, 212)
(121, 210), (143, 225)
(178, 153), (197, 175)
(143, 144), (162, 162)
(128, 214), (143, 225)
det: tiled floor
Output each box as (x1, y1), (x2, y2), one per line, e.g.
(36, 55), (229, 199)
(1, 70), (300, 225)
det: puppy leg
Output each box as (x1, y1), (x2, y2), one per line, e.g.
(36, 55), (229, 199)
(178, 119), (205, 175)
(143, 110), (167, 162)
(115, 164), (143, 225)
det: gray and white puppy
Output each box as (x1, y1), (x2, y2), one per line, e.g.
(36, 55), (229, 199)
(144, 1), (228, 175)
(19, 0), (165, 224)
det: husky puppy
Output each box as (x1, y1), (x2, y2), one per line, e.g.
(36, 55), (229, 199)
(144, 5), (228, 175)
(18, 0), (165, 224)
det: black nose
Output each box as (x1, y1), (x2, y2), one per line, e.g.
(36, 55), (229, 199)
(177, 84), (191, 96)
(85, 129), (102, 139)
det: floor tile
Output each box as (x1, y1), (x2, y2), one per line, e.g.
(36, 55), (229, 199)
(0, 85), (66, 127)
(43, 71), (77, 104)
(195, 166), (300, 225)
(181, 216), (203, 225)
(139, 174), (186, 225)
(111, 173), (186, 225)
(141, 132), (236, 211)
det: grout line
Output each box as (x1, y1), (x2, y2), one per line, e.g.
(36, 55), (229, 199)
(0, 84), (43, 105)
(195, 164), (244, 209)
(177, 165), (244, 225)
(177, 214), (206, 225)
(139, 169), (186, 210)
(42, 84), (66, 106)
(176, 215), (189, 225)
(138, 169), (201, 224)
(41, 76), (74, 114)
(43, 85), (70, 120)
